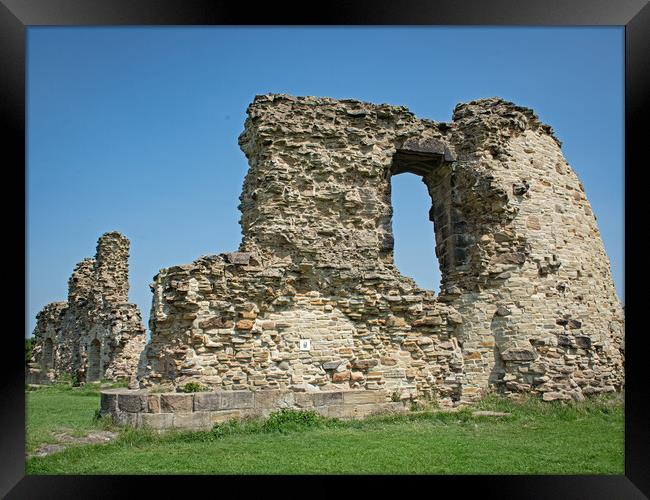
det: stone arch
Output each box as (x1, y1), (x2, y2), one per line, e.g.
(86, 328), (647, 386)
(42, 337), (54, 370)
(87, 338), (102, 382)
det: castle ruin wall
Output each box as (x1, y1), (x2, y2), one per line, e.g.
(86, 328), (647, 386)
(139, 94), (624, 406)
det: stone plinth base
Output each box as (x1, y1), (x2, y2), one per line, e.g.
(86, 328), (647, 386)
(100, 388), (408, 430)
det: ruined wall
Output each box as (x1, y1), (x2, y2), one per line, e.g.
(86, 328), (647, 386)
(140, 94), (624, 406)
(31, 232), (146, 383)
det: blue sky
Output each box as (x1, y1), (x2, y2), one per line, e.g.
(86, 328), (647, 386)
(26, 27), (624, 337)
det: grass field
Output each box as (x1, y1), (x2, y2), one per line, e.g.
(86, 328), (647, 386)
(26, 384), (624, 475)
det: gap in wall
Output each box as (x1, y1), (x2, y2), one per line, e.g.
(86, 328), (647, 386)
(390, 172), (441, 293)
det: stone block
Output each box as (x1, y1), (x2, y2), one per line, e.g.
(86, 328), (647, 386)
(501, 348), (537, 362)
(322, 404), (356, 418)
(293, 392), (315, 408)
(220, 391), (254, 409)
(352, 359), (378, 370)
(254, 390), (295, 409)
(226, 252), (252, 265)
(100, 392), (118, 413)
(199, 316), (233, 329)
(210, 410), (243, 424)
(173, 412), (212, 430)
(341, 391), (385, 405)
(542, 391), (569, 402)
(118, 393), (146, 413)
(332, 371), (351, 382)
(147, 394), (161, 413)
(193, 392), (221, 411)
(140, 412), (174, 430)
(313, 391), (344, 407)
(235, 320), (254, 330)
(160, 393), (194, 413)
(113, 410), (141, 427)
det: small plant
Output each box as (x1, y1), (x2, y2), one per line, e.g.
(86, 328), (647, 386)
(180, 381), (209, 393)
(262, 409), (326, 433)
(390, 390), (402, 402)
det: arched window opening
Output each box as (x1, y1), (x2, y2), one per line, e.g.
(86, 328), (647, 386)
(42, 338), (54, 370)
(87, 339), (102, 382)
(390, 172), (441, 293)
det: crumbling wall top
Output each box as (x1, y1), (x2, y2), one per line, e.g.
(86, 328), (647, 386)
(94, 231), (130, 305)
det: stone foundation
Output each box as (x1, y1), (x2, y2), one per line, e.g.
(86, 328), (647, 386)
(100, 388), (409, 430)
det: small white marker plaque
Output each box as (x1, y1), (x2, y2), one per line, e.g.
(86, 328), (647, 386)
(299, 339), (311, 351)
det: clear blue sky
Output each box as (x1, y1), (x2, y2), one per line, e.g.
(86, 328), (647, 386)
(26, 27), (624, 338)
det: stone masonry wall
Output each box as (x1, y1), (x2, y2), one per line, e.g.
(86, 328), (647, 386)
(31, 232), (146, 383)
(138, 94), (624, 406)
(100, 388), (408, 430)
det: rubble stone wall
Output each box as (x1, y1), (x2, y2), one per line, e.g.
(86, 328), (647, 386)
(139, 95), (624, 406)
(30, 232), (146, 383)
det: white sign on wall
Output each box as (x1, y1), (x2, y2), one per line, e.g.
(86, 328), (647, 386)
(299, 339), (311, 351)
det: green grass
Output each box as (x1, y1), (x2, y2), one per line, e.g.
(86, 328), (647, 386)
(26, 381), (124, 453)
(26, 387), (624, 475)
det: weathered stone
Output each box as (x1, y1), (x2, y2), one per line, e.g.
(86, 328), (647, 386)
(542, 391), (568, 402)
(199, 316), (234, 329)
(220, 391), (254, 409)
(147, 394), (161, 413)
(100, 391), (118, 413)
(235, 320), (254, 330)
(332, 370), (351, 382)
(322, 360), (343, 370)
(210, 409), (243, 424)
(495, 305), (511, 317)
(501, 348), (537, 362)
(226, 252), (252, 265)
(140, 412), (173, 429)
(253, 390), (295, 409)
(352, 359), (379, 370)
(193, 392), (221, 411)
(312, 391), (344, 407)
(117, 393), (146, 413)
(160, 394), (193, 413)
(173, 412), (212, 430)
(568, 319), (582, 329)
(341, 391), (385, 405)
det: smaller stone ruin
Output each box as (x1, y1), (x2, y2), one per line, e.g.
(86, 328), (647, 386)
(28, 232), (146, 385)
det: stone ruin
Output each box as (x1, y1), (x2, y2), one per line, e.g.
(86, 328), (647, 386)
(29, 232), (146, 385)
(136, 94), (624, 409)
(33, 94), (625, 426)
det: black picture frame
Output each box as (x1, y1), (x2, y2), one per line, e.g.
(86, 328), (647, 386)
(3, 0), (648, 497)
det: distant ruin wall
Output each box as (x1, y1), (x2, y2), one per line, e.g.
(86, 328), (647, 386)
(138, 94), (624, 406)
(30, 232), (146, 383)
